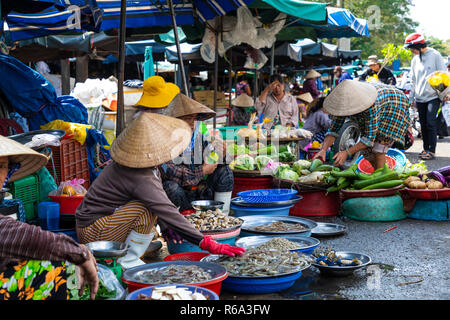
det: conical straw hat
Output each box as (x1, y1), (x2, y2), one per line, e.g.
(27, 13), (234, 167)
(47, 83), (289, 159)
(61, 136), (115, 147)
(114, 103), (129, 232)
(110, 112), (192, 168)
(0, 135), (48, 183)
(305, 69), (321, 79)
(232, 93), (254, 107)
(164, 93), (216, 121)
(297, 92), (314, 104)
(323, 80), (378, 116)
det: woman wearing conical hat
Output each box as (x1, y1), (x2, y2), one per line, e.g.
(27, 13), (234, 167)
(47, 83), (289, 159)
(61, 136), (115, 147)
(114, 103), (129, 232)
(313, 80), (411, 169)
(302, 69), (322, 100)
(76, 87), (245, 270)
(160, 93), (235, 216)
(229, 93), (255, 126)
(0, 136), (99, 300)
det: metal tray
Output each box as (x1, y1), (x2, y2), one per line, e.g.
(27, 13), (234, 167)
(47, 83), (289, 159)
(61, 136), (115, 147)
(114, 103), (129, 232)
(85, 241), (129, 258)
(311, 251), (372, 276)
(7, 129), (66, 146)
(311, 222), (347, 237)
(201, 254), (310, 279)
(191, 200), (224, 211)
(231, 195), (302, 208)
(122, 261), (227, 285)
(235, 235), (320, 253)
(239, 215), (317, 235)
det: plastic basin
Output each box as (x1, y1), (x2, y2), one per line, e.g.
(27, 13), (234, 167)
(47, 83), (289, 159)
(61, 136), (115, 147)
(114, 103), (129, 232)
(221, 271), (303, 294)
(126, 284), (219, 300)
(49, 194), (84, 215)
(290, 191), (339, 216)
(230, 204), (293, 218)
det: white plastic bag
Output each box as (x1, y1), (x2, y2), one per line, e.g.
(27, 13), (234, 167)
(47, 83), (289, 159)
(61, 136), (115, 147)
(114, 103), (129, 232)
(24, 134), (61, 148)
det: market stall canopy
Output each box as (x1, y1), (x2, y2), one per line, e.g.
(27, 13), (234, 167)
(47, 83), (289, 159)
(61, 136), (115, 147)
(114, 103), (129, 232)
(2, 0), (103, 42)
(248, 0), (327, 22)
(9, 31), (117, 62)
(293, 6), (370, 39)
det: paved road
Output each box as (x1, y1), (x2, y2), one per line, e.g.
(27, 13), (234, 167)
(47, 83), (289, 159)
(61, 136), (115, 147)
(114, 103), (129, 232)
(146, 137), (450, 300)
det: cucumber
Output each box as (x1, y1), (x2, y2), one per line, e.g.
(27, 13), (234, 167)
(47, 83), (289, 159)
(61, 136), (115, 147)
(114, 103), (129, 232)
(309, 159), (323, 172)
(361, 180), (404, 190)
(353, 172), (399, 190)
(314, 164), (333, 172)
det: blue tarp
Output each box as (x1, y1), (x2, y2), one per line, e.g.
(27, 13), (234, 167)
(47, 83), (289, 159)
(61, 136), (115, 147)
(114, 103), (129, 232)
(0, 53), (88, 130)
(4, 0), (102, 42)
(295, 6), (370, 39)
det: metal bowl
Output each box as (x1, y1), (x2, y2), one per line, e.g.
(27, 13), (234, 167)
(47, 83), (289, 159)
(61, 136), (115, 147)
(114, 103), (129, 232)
(239, 215), (317, 237)
(191, 200), (224, 211)
(235, 235), (320, 254)
(311, 222), (347, 237)
(311, 251), (372, 277)
(85, 241), (129, 258)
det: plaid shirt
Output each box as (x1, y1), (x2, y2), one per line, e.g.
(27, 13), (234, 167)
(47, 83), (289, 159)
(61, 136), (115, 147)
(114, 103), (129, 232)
(327, 84), (412, 147)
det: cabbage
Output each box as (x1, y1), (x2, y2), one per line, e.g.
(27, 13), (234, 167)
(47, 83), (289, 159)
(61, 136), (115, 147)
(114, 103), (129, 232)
(274, 164), (299, 181)
(292, 160), (311, 174)
(234, 155), (255, 170)
(255, 155), (272, 171)
(228, 144), (249, 156)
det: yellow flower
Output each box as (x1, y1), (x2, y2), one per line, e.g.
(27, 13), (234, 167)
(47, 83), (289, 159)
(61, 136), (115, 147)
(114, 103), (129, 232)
(263, 117), (271, 124)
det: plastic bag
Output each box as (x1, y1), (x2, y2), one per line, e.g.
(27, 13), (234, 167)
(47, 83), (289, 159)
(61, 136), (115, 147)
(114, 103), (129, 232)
(244, 48), (268, 70)
(24, 134), (61, 148)
(56, 179), (87, 196)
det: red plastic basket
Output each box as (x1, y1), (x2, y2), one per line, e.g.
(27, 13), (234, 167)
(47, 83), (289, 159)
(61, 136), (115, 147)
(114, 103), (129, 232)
(290, 190), (340, 216)
(358, 156), (396, 174)
(47, 139), (90, 190)
(232, 176), (274, 198)
(48, 194), (84, 215)
(121, 273), (228, 295)
(163, 252), (210, 262)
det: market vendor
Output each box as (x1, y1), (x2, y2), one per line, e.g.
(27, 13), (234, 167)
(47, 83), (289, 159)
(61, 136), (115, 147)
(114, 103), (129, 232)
(298, 97), (332, 151)
(302, 69), (322, 99)
(76, 112), (245, 270)
(359, 55), (396, 85)
(0, 136), (98, 300)
(297, 92), (314, 121)
(230, 93), (255, 126)
(255, 74), (299, 129)
(313, 80), (411, 169)
(160, 93), (234, 216)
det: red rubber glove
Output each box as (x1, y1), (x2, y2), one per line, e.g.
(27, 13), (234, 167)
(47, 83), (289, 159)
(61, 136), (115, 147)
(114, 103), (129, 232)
(199, 236), (246, 257)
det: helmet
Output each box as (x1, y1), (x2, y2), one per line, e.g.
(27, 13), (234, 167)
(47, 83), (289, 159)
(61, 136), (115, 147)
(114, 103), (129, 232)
(404, 33), (426, 48)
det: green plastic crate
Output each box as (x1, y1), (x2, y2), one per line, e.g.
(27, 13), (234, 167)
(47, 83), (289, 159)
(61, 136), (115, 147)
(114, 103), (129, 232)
(7, 174), (40, 222)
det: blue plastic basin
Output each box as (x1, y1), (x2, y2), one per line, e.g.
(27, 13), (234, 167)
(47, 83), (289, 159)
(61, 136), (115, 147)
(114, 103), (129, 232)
(221, 271), (303, 294)
(230, 204), (293, 218)
(126, 284), (219, 300)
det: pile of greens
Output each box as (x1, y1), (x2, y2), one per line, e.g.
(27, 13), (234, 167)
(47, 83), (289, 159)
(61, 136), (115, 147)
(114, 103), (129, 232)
(67, 264), (118, 300)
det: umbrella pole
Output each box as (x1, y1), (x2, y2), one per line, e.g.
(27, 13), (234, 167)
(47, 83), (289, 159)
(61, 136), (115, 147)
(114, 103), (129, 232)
(116, 0), (127, 136)
(213, 18), (221, 139)
(168, 0), (188, 95)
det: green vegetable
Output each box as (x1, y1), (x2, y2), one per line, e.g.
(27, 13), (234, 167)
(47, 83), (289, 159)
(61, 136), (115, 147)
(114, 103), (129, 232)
(353, 172), (399, 190)
(257, 145), (277, 156)
(309, 159), (323, 172)
(326, 174), (338, 184)
(275, 164), (299, 181)
(228, 144), (249, 156)
(330, 163), (358, 178)
(356, 172), (372, 180)
(292, 160), (311, 172)
(361, 180), (404, 190)
(235, 155), (255, 170)
(255, 155), (272, 170)
(279, 145), (291, 154)
(278, 151), (296, 163)
(337, 177), (347, 186)
(314, 164), (333, 172)
(326, 179), (351, 193)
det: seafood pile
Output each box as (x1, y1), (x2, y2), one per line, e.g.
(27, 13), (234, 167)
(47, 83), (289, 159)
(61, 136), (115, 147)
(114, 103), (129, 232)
(137, 286), (208, 300)
(211, 248), (310, 277)
(254, 238), (301, 251)
(135, 265), (212, 284)
(312, 248), (362, 267)
(251, 221), (307, 233)
(186, 209), (243, 232)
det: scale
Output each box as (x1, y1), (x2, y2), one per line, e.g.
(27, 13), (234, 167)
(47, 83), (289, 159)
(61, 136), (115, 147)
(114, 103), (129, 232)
(85, 241), (128, 282)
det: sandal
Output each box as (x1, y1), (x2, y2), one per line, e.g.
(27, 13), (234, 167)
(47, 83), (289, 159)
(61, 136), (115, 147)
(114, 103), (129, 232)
(419, 150), (427, 156)
(420, 151), (435, 160)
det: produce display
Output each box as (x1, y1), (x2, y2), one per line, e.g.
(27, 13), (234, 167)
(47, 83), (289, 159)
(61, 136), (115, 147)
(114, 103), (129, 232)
(273, 158), (334, 185)
(210, 248), (310, 277)
(137, 286), (208, 300)
(269, 125), (313, 140)
(312, 248), (362, 267)
(251, 221), (307, 233)
(228, 144), (296, 171)
(404, 166), (450, 189)
(135, 265), (212, 285)
(186, 209), (243, 232)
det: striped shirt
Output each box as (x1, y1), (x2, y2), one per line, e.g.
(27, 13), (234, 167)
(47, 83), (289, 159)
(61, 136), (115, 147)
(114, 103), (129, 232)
(0, 215), (89, 272)
(327, 84), (412, 147)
